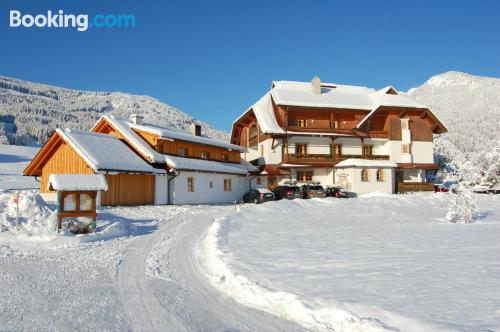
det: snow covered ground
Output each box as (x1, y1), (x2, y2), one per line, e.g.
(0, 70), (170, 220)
(2, 143), (499, 331)
(199, 194), (500, 332)
(0, 192), (305, 331)
(0, 143), (39, 190)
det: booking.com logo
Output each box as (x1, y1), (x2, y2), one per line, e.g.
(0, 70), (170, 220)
(9, 10), (136, 32)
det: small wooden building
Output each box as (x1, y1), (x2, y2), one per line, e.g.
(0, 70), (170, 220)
(24, 128), (167, 206)
(48, 174), (109, 230)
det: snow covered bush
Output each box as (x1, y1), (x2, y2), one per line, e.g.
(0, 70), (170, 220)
(446, 187), (478, 223)
(0, 190), (57, 233)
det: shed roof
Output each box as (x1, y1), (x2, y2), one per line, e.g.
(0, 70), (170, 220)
(48, 174), (108, 191)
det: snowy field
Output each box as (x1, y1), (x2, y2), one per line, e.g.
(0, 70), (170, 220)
(199, 194), (500, 332)
(0, 144), (39, 190)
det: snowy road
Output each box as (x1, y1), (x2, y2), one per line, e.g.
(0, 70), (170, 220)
(115, 205), (306, 332)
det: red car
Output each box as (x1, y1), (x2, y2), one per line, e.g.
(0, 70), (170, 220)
(434, 182), (457, 193)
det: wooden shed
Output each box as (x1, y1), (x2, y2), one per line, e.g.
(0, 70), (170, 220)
(24, 128), (167, 206)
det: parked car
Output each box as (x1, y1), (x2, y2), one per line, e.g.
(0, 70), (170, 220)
(325, 187), (351, 198)
(243, 188), (275, 204)
(434, 181), (457, 193)
(272, 185), (302, 200)
(300, 183), (326, 199)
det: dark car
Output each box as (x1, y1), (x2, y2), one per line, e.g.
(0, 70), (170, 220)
(300, 183), (326, 199)
(272, 185), (302, 200)
(325, 187), (351, 198)
(243, 188), (275, 204)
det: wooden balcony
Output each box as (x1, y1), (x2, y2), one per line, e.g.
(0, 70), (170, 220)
(284, 154), (390, 164)
(397, 182), (435, 193)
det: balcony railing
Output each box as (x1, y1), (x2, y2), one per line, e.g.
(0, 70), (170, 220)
(397, 182), (435, 193)
(284, 154), (390, 164)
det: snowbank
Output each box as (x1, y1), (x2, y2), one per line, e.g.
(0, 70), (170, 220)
(198, 196), (500, 332)
(199, 212), (391, 331)
(0, 190), (57, 237)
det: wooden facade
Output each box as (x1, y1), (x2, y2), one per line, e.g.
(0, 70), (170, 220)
(156, 139), (240, 163)
(24, 130), (158, 207)
(100, 174), (155, 206)
(93, 117), (241, 164)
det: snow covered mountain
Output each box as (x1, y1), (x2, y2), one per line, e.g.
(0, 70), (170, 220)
(0, 76), (229, 145)
(409, 71), (499, 186)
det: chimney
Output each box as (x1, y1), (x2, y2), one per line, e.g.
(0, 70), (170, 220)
(130, 114), (145, 125)
(311, 76), (321, 95)
(190, 123), (202, 136)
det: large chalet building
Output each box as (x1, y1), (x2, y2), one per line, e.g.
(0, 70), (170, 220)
(232, 77), (448, 194)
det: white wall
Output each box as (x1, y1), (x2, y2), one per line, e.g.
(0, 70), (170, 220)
(250, 176), (267, 189)
(171, 172), (249, 205)
(287, 136), (332, 155)
(411, 141), (434, 164)
(261, 138), (283, 164)
(334, 137), (363, 155)
(335, 167), (395, 194)
(364, 138), (389, 155)
(154, 175), (168, 205)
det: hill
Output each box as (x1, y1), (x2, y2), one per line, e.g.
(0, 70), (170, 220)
(0, 76), (229, 145)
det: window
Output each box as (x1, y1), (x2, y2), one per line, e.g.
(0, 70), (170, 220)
(401, 118), (409, 130)
(297, 119), (306, 127)
(221, 154), (228, 162)
(295, 144), (307, 155)
(224, 179), (232, 192)
(297, 171), (313, 182)
(178, 147), (187, 157)
(187, 177), (194, 192)
(249, 125), (258, 140)
(333, 144), (342, 156)
(256, 177), (262, 185)
(402, 144), (411, 154)
(363, 145), (373, 157)
(332, 120), (339, 129)
(209, 181), (213, 189)
(361, 168), (369, 182)
(63, 193), (77, 212)
(79, 193), (93, 211)
(201, 151), (209, 159)
(376, 169), (384, 182)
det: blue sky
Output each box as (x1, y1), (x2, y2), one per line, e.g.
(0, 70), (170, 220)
(1, 0), (499, 132)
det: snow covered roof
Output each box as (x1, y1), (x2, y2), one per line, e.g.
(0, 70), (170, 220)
(251, 92), (285, 134)
(164, 155), (256, 175)
(234, 80), (431, 134)
(128, 121), (246, 152)
(57, 129), (166, 174)
(92, 116), (255, 176)
(335, 159), (397, 168)
(95, 116), (165, 163)
(48, 174), (108, 191)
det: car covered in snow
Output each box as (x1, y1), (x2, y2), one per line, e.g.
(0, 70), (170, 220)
(300, 182), (326, 199)
(243, 188), (275, 204)
(325, 186), (351, 198)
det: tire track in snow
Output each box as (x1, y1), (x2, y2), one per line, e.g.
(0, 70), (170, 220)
(117, 205), (307, 332)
